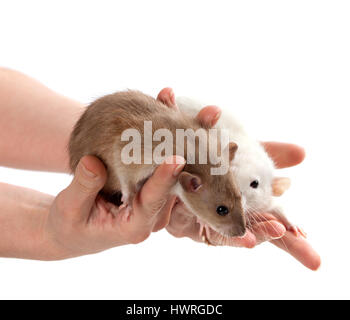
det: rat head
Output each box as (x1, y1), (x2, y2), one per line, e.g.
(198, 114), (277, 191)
(178, 142), (246, 237)
(231, 143), (275, 213)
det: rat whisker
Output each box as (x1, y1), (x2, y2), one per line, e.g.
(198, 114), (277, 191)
(248, 208), (291, 254)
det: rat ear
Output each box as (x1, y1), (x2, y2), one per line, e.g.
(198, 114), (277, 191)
(272, 177), (291, 196)
(228, 142), (238, 162)
(179, 172), (202, 193)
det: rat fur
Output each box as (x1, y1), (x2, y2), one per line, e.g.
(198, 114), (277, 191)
(69, 90), (246, 237)
(176, 96), (305, 237)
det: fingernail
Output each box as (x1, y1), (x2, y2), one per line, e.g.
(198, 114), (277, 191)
(81, 162), (97, 178)
(173, 163), (186, 177)
(172, 156), (186, 177)
(270, 235), (284, 240)
(170, 90), (175, 105)
(211, 109), (221, 126)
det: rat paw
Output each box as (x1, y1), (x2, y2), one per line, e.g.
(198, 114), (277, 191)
(287, 225), (307, 238)
(196, 217), (212, 245)
(121, 194), (129, 206)
(118, 193), (132, 220)
(118, 203), (132, 222)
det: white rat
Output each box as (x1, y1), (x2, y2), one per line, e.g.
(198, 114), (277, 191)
(176, 97), (306, 238)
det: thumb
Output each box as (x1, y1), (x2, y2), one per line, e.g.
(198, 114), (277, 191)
(135, 156), (186, 222)
(63, 156), (107, 222)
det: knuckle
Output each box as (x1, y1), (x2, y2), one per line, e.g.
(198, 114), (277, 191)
(76, 178), (96, 194)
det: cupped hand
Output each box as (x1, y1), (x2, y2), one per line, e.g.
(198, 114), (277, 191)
(41, 89), (187, 259)
(158, 87), (320, 271)
(43, 155), (185, 259)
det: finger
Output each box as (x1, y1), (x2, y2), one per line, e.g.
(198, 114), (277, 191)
(157, 87), (177, 110)
(272, 177), (291, 196)
(225, 231), (257, 248)
(247, 212), (278, 223)
(208, 230), (257, 248)
(262, 142), (306, 169)
(166, 203), (198, 239)
(135, 155), (186, 221)
(196, 105), (221, 128)
(251, 220), (286, 244)
(271, 231), (321, 271)
(152, 195), (177, 232)
(168, 203), (258, 248)
(62, 156), (107, 222)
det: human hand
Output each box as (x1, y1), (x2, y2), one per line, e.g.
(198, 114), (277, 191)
(166, 143), (303, 247)
(42, 154), (185, 259)
(158, 88), (320, 271)
(40, 88), (187, 259)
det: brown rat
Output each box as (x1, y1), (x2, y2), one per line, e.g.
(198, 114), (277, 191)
(69, 90), (246, 237)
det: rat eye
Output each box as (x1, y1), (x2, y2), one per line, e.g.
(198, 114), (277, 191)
(250, 180), (259, 189)
(216, 206), (229, 216)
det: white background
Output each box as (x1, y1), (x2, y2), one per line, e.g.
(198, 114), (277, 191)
(0, 0), (349, 299)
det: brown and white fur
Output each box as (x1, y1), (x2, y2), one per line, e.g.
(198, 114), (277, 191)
(69, 91), (246, 237)
(176, 96), (306, 238)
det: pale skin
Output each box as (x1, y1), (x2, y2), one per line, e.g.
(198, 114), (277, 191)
(0, 68), (320, 270)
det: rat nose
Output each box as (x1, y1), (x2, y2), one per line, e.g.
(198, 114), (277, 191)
(228, 216), (246, 237)
(230, 199), (246, 237)
(235, 224), (247, 237)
